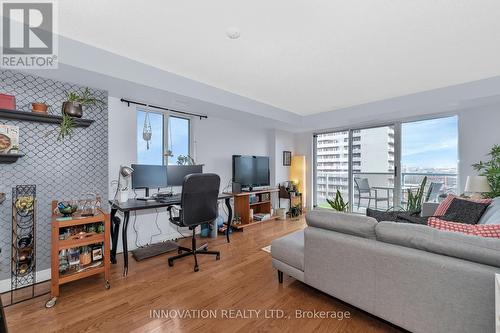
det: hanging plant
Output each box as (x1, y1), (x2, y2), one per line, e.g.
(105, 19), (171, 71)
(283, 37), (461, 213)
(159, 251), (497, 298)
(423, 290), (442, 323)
(58, 113), (75, 140)
(142, 112), (152, 149)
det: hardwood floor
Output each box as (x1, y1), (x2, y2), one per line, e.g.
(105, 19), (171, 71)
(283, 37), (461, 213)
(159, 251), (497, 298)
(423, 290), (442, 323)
(4, 217), (403, 333)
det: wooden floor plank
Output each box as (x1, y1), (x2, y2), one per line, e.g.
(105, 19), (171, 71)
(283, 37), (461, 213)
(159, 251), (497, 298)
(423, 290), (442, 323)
(3, 217), (403, 333)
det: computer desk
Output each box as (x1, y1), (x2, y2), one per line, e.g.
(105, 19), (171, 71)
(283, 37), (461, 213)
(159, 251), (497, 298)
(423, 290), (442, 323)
(109, 193), (233, 276)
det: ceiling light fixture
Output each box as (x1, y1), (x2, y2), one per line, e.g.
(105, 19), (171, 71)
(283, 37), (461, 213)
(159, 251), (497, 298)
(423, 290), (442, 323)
(226, 26), (241, 39)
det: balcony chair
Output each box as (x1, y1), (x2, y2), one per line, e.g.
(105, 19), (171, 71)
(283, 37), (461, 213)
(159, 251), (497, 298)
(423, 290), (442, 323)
(425, 182), (444, 203)
(354, 177), (390, 210)
(167, 173), (221, 272)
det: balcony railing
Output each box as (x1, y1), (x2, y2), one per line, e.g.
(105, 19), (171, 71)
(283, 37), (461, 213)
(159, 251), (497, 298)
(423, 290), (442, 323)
(316, 171), (457, 212)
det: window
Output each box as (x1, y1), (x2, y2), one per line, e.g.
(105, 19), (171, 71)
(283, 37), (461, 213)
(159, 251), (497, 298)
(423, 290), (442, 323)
(168, 116), (190, 165)
(136, 110), (191, 165)
(137, 111), (164, 165)
(313, 115), (458, 213)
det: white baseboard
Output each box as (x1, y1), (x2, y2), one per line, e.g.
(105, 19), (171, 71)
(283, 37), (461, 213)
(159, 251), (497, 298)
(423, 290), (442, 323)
(0, 269), (51, 293)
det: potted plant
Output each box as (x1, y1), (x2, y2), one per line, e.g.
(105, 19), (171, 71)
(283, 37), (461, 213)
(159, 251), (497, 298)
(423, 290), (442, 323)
(326, 190), (349, 212)
(31, 102), (49, 114)
(62, 87), (104, 118)
(58, 87), (104, 140)
(177, 155), (196, 165)
(473, 144), (500, 198)
(405, 176), (427, 215)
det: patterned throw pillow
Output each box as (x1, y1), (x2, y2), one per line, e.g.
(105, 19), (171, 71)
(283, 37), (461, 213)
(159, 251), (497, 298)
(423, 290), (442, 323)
(441, 198), (491, 224)
(434, 194), (492, 216)
(428, 218), (500, 238)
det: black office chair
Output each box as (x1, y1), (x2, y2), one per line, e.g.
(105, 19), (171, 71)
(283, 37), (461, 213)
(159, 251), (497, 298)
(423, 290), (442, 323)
(167, 173), (221, 272)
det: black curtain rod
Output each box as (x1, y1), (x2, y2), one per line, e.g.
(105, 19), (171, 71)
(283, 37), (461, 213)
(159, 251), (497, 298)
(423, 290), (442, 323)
(120, 98), (208, 119)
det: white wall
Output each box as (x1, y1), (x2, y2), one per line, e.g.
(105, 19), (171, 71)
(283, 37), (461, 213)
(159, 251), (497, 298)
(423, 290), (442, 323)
(273, 130), (295, 185)
(294, 132), (314, 209)
(108, 96), (288, 253)
(192, 116), (272, 191)
(459, 105), (500, 190)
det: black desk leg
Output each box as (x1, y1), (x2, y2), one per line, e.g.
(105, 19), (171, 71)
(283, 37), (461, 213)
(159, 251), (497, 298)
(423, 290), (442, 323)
(110, 208), (119, 264)
(225, 197), (232, 243)
(121, 211), (130, 276)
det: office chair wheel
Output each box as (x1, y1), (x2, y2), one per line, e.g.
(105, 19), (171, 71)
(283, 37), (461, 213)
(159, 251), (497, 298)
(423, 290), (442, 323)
(194, 265), (199, 272)
(168, 259), (174, 267)
(45, 297), (57, 308)
(105, 281), (111, 290)
(216, 254), (220, 260)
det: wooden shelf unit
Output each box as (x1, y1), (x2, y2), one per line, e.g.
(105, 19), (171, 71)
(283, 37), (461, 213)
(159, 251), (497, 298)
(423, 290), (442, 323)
(224, 188), (280, 229)
(47, 202), (110, 307)
(0, 109), (94, 127)
(0, 153), (25, 164)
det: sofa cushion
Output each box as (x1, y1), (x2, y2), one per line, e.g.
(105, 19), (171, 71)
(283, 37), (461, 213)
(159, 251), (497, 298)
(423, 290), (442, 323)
(429, 218), (500, 239)
(271, 230), (304, 271)
(478, 197), (500, 225)
(440, 198), (490, 224)
(435, 194), (492, 216)
(306, 209), (378, 239)
(376, 221), (500, 267)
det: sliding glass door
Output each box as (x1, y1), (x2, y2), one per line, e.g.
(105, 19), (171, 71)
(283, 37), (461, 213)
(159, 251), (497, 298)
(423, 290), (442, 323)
(314, 131), (350, 208)
(313, 115), (458, 213)
(400, 116), (458, 205)
(350, 125), (397, 213)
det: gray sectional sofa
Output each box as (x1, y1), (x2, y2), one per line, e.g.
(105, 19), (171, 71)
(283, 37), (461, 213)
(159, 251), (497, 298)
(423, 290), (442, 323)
(271, 203), (500, 333)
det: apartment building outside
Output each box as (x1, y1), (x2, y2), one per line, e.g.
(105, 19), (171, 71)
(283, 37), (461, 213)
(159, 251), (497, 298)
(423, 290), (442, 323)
(316, 127), (395, 207)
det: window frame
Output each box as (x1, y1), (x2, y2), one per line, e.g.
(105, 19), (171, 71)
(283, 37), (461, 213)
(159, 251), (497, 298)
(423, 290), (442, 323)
(313, 113), (459, 211)
(136, 108), (192, 166)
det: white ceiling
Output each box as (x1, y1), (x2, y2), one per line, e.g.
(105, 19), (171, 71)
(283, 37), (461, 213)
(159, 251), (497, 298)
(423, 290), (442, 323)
(57, 1), (500, 115)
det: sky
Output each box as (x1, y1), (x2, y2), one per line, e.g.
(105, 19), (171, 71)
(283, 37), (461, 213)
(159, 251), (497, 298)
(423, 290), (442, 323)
(401, 116), (458, 170)
(136, 111), (189, 165)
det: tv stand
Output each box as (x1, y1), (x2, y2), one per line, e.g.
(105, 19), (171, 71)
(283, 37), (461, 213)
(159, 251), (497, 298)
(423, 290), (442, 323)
(224, 188), (280, 229)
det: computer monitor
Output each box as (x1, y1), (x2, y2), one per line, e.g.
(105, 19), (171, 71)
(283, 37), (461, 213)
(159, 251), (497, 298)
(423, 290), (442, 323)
(131, 164), (168, 197)
(167, 165), (203, 186)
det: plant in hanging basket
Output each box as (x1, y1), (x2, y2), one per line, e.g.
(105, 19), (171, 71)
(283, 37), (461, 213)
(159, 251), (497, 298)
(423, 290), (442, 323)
(62, 88), (104, 118)
(58, 113), (75, 141)
(59, 87), (104, 140)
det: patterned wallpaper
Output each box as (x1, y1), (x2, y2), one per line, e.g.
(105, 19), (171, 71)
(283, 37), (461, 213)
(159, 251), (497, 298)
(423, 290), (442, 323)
(0, 69), (108, 280)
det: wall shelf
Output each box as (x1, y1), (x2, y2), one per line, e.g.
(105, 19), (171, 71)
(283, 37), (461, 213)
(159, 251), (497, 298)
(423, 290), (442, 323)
(0, 109), (94, 127)
(0, 153), (24, 164)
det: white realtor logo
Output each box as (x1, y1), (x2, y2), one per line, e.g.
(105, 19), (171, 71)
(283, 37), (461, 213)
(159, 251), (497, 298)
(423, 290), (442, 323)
(1, 0), (57, 69)
(8, 6), (49, 50)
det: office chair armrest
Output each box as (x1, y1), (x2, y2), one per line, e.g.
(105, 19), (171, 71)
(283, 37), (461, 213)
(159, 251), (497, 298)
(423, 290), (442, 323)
(167, 205), (181, 221)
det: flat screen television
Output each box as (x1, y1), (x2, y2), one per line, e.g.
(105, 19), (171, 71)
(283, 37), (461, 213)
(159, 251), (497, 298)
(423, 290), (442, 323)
(232, 155), (270, 190)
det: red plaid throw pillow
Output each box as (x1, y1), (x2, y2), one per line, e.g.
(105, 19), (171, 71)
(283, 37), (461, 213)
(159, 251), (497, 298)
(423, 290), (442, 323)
(428, 218), (500, 238)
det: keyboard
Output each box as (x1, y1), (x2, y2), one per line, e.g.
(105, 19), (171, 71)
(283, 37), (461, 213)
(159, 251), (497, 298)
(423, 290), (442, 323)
(156, 194), (181, 204)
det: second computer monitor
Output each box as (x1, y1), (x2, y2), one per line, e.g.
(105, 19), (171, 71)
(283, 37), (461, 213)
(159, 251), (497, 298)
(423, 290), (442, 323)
(131, 164), (168, 190)
(167, 165), (203, 186)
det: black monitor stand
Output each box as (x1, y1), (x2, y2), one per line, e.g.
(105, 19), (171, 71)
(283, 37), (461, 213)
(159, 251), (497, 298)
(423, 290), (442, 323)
(136, 188), (152, 201)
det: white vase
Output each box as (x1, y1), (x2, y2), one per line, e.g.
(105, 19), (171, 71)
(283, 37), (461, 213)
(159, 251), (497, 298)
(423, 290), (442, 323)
(118, 190), (129, 203)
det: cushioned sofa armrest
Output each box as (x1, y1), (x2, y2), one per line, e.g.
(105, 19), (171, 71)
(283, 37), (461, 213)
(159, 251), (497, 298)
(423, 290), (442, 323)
(376, 221), (500, 267)
(306, 209), (378, 239)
